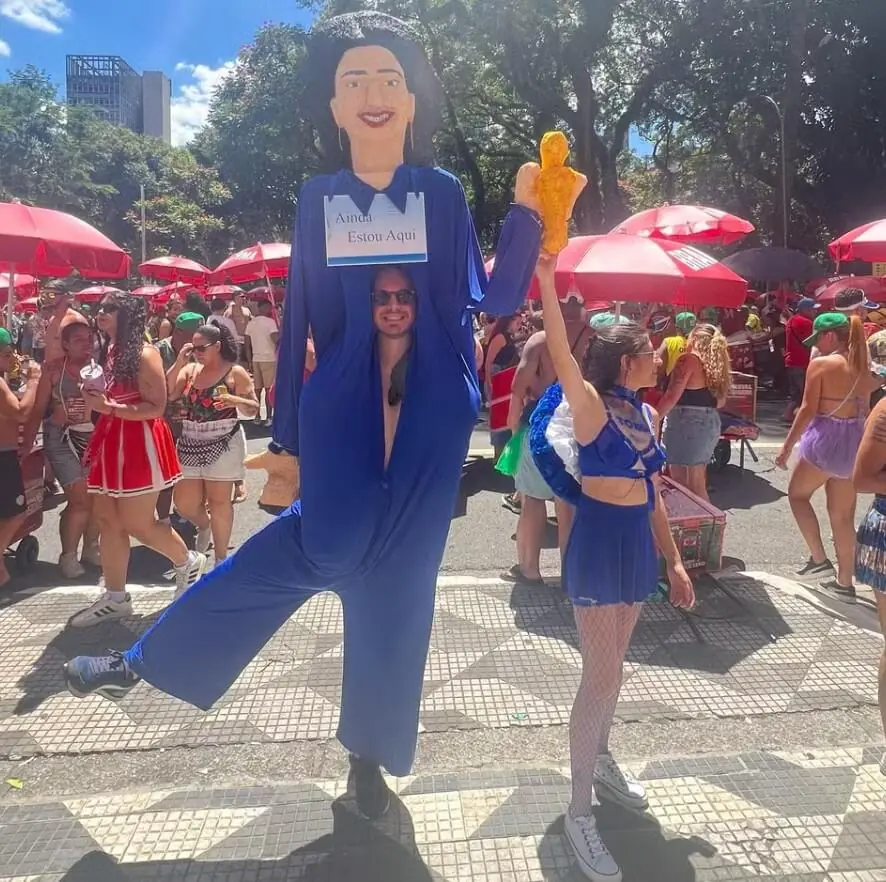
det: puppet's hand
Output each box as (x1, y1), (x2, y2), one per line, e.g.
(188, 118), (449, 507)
(514, 162), (541, 214)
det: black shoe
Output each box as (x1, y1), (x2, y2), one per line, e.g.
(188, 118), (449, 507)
(816, 579), (857, 604)
(348, 755), (391, 820)
(797, 558), (834, 578)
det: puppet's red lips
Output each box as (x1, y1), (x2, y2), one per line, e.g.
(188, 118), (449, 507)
(359, 111), (395, 128)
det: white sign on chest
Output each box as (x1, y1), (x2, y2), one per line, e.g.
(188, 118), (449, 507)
(324, 192), (428, 267)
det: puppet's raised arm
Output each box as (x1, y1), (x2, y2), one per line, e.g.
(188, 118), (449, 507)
(459, 178), (542, 317)
(270, 212), (309, 457)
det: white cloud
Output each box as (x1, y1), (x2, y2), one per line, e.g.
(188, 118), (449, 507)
(170, 61), (235, 147)
(0, 0), (70, 34)
(0, 38), (9, 56)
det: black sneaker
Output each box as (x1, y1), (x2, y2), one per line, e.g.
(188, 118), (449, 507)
(797, 558), (834, 578)
(348, 755), (391, 820)
(816, 579), (857, 603)
(64, 651), (140, 701)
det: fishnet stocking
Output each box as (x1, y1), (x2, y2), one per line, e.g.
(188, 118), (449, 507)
(569, 603), (642, 818)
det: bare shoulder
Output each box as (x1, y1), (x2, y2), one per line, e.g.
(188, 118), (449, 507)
(140, 344), (163, 369)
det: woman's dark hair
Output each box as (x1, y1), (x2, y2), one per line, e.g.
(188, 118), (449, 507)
(97, 293), (148, 385)
(196, 323), (239, 364)
(491, 315), (516, 340)
(582, 322), (650, 393)
(305, 11), (443, 169)
(185, 290), (211, 319)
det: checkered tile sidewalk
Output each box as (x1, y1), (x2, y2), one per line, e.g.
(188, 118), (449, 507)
(1, 747), (884, 880)
(0, 573), (882, 757)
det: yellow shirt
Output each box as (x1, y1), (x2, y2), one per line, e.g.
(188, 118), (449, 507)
(662, 336), (687, 375)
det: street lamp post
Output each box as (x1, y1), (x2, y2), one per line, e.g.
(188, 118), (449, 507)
(139, 183), (147, 265)
(763, 95), (788, 248)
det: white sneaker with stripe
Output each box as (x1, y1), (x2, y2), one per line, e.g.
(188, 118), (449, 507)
(68, 592), (133, 628)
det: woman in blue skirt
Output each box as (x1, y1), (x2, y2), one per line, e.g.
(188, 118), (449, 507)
(851, 395), (886, 772)
(532, 255), (694, 882)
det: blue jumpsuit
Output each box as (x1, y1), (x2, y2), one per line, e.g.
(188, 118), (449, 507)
(124, 164), (541, 775)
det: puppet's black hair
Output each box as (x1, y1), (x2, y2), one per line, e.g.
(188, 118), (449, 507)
(304, 11), (443, 170)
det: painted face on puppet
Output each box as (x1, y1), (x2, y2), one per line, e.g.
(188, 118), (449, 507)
(330, 45), (416, 160)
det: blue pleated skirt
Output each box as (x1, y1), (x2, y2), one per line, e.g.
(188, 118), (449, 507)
(855, 496), (886, 594)
(563, 494), (658, 607)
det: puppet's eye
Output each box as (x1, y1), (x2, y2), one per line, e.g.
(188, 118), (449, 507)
(345, 80), (361, 89)
(385, 78), (402, 88)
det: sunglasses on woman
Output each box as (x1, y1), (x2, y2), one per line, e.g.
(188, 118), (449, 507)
(192, 342), (218, 353)
(371, 288), (416, 307)
(97, 303), (119, 315)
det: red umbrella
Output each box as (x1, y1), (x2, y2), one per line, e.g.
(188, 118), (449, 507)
(248, 285), (285, 302)
(815, 275), (886, 307)
(139, 255), (210, 283)
(130, 285), (163, 298)
(493, 236), (747, 308)
(611, 205), (755, 245)
(211, 243), (291, 284)
(829, 220), (886, 264)
(0, 202), (130, 279)
(206, 285), (244, 301)
(0, 272), (36, 295)
(76, 285), (125, 303)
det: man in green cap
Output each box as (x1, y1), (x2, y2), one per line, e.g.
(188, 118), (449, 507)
(657, 311), (696, 377)
(0, 327), (40, 587)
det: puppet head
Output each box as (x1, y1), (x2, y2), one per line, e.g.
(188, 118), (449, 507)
(305, 11), (443, 171)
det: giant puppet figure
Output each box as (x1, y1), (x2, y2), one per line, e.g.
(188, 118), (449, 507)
(65, 12), (541, 816)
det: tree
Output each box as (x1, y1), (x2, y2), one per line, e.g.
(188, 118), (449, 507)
(194, 24), (319, 243)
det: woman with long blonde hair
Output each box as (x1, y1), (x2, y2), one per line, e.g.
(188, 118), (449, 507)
(657, 322), (732, 501)
(777, 313), (880, 599)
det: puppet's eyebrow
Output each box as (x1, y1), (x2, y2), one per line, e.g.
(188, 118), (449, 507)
(339, 67), (404, 77)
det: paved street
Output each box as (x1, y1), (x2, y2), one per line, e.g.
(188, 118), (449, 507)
(0, 403), (884, 880)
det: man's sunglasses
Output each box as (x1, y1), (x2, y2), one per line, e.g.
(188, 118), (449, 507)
(371, 288), (416, 307)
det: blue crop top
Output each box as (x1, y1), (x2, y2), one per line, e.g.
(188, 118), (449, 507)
(577, 386), (666, 501)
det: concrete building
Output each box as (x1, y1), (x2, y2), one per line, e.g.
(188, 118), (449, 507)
(141, 70), (172, 143)
(66, 55), (172, 145)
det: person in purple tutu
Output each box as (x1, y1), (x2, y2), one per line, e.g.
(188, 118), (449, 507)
(777, 312), (881, 600)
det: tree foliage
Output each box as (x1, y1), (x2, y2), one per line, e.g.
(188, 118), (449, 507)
(1, 0), (885, 264)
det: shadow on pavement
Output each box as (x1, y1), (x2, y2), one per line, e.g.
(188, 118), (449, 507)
(13, 608), (162, 714)
(539, 802), (716, 881)
(453, 455), (513, 519)
(707, 465), (786, 510)
(59, 795), (434, 882)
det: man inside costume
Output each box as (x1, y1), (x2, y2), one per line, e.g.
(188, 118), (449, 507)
(64, 11), (541, 819)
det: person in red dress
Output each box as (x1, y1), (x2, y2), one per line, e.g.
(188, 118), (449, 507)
(68, 293), (207, 628)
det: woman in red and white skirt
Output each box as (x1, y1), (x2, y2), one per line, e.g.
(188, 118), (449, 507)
(69, 292), (207, 628)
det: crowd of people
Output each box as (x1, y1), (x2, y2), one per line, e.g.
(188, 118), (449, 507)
(1, 12), (885, 882)
(0, 283), (288, 618)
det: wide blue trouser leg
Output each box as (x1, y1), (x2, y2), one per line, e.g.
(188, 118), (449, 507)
(336, 559), (438, 777)
(125, 506), (327, 710)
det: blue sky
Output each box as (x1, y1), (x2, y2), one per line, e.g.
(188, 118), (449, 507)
(0, 0), (314, 144)
(0, 1), (652, 153)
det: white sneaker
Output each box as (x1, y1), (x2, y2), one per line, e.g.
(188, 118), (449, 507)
(595, 754), (648, 810)
(58, 553), (86, 580)
(195, 524), (212, 555)
(564, 813), (622, 881)
(173, 551), (207, 601)
(68, 592), (133, 628)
